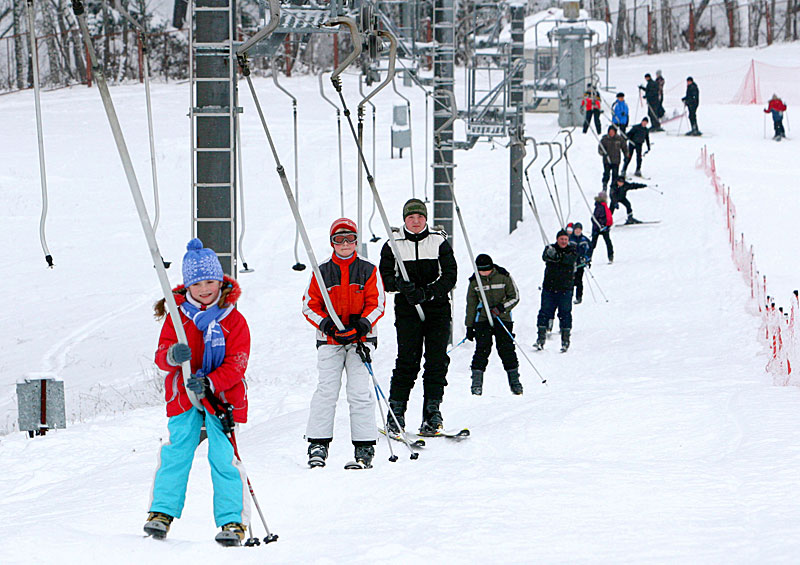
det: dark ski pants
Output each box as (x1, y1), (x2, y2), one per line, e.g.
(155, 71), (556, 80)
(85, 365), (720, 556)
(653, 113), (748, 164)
(770, 110), (785, 137)
(615, 122), (628, 134)
(647, 99), (661, 129)
(688, 104), (699, 131)
(610, 195), (632, 216)
(574, 267), (585, 301)
(470, 320), (518, 372)
(389, 305), (451, 404)
(537, 289), (573, 330)
(602, 161), (620, 188)
(591, 229), (614, 261)
(623, 142), (644, 173)
(583, 109), (601, 134)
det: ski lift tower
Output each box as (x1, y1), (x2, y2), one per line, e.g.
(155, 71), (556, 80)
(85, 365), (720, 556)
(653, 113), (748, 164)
(552, 1), (595, 128)
(433, 0), (456, 238)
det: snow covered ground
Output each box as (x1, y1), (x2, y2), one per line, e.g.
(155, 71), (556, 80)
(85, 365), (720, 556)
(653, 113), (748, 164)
(2, 42), (800, 563)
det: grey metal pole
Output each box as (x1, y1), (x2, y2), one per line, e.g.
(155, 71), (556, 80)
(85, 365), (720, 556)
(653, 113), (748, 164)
(392, 76), (416, 198)
(318, 71), (344, 216)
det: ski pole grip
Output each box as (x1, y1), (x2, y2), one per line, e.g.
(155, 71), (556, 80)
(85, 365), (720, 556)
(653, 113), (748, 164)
(324, 17), (361, 80)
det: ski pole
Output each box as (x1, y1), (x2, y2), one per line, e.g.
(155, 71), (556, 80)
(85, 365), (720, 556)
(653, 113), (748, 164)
(584, 267), (609, 302)
(493, 317), (547, 385)
(356, 343), (419, 459)
(447, 336), (468, 354)
(647, 186), (663, 195)
(373, 380), (398, 462)
(358, 76), (381, 243)
(584, 268), (598, 303)
(763, 112), (767, 140)
(26, 0), (53, 268)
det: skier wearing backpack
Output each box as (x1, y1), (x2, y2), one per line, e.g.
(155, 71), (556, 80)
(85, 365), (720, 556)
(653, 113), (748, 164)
(302, 218), (385, 469)
(621, 117), (651, 177)
(764, 94), (787, 140)
(612, 92), (629, 133)
(535, 230), (578, 352)
(590, 191), (614, 264)
(570, 223), (592, 304)
(379, 199), (457, 436)
(145, 239), (251, 546)
(465, 254), (522, 396)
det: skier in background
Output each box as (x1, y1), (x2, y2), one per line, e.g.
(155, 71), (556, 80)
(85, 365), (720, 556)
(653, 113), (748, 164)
(610, 175), (647, 225)
(302, 218), (385, 469)
(639, 73), (663, 131)
(764, 94), (787, 140)
(612, 92), (629, 134)
(590, 191), (614, 264)
(655, 70), (666, 118)
(621, 117), (651, 177)
(465, 254), (522, 396)
(599, 125), (629, 190)
(570, 223), (592, 305)
(535, 229), (578, 352)
(682, 76), (701, 136)
(145, 239), (251, 546)
(581, 84), (602, 134)
(380, 199), (457, 436)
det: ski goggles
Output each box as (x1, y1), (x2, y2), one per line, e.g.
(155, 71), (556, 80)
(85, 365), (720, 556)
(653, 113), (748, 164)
(330, 232), (358, 245)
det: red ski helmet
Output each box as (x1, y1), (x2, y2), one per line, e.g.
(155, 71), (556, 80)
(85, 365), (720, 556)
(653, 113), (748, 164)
(330, 217), (358, 236)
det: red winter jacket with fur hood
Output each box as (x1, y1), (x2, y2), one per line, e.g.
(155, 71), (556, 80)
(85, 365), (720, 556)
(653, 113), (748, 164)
(154, 276), (250, 422)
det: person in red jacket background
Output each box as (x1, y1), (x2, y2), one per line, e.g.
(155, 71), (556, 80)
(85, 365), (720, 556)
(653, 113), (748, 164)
(144, 238), (251, 546)
(302, 218), (385, 469)
(764, 94), (787, 141)
(581, 84), (602, 134)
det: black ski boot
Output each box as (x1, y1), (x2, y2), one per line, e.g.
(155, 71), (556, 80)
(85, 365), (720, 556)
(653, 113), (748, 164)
(215, 522), (246, 546)
(534, 326), (547, 350)
(471, 369), (484, 395)
(633, 169), (643, 177)
(307, 441), (329, 468)
(561, 329), (571, 352)
(353, 445), (375, 469)
(385, 400), (406, 434)
(144, 511), (173, 540)
(507, 368), (523, 395)
(419, 399), (444, 436)
(625, 214), (642, 225)
(574, 296), (583, 305)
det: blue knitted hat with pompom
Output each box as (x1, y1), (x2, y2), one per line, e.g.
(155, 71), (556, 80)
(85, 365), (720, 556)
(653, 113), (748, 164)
(182, 238), (224, 287)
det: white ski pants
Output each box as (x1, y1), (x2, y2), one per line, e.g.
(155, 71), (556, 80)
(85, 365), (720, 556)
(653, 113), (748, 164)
(305, 344), (376, 443)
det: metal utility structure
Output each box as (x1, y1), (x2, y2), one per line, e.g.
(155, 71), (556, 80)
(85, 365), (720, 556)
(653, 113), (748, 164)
(554, 24), (596, 128)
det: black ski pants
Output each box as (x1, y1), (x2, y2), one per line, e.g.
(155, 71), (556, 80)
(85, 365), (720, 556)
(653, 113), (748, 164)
(610, 194), (632, 216)
(646, 97), (661, 129)
(687, 104), (699, 131)
(583, 109), (601, 134)
(389, 304), (451, 404)
(537, 289), (573, 330)
(591, 229), (614, 261)
(574, 266), (585, 301)
(623, 141), (644, 173)
(470, 320), (518, 373)
(602, 161), (620, 188)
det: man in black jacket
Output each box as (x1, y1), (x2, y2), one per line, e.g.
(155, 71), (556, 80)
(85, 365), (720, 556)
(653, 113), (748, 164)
(535, 229), (578, 352)
(598, 125), (629, 190)
(379, 198), (457, 435)
(610, 176), (647, 225)
(638, 73), (663, 131)
(682, 76), (701, 136)
(621, 117), (651, 177)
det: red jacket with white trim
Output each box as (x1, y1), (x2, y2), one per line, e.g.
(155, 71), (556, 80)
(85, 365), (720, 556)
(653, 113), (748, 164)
(155, 276), (250, 422)
(303, 252), (385, 346)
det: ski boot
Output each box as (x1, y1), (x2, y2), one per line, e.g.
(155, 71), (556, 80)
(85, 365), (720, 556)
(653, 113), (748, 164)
(574, 295), (583, 305)
(625, 214), (642, 225)
(215, 522), (246, 547)
(307, 441), (329, 468)
(633, 169), (643, 177)
(385, 399), (407, 434)
(507, 368), (523, 395)
(346, 445), (375, 469)
(534, 326), (547, 350)
(143, 511), (173, 540)
(470, 369), (484, 396)
(560, 329), (571, 353)
(419, 399), (444, 436)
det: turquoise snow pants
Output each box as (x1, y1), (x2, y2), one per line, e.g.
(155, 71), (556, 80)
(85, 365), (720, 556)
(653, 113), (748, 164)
(149, 409), (250, 527)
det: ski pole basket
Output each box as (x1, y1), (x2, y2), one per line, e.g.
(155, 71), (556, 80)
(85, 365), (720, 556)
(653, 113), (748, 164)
(17, 374), (66, 438)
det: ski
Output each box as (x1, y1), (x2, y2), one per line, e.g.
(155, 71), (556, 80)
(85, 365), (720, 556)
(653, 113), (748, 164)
(344, 460), (372, 470)
(418, 428), (470, 439)
(379, 428), (426, 447)
(618, 220), (661, 227)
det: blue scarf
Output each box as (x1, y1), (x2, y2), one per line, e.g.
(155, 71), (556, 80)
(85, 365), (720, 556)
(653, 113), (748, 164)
(180, 299), (231, 381)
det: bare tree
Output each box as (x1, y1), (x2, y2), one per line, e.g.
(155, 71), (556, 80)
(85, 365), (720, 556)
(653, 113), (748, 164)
(615, 0), (627, 55)
(13, 0), (26, 89)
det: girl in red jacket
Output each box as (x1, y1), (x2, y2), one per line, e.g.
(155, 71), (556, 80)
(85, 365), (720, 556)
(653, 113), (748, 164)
(302, 218), (385, 469)
(582, 85), (602, 134)
(765, 94), (787, 140)
(144, 238), (251, 546)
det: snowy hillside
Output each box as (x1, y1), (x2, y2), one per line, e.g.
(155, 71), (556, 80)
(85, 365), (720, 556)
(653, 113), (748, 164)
(2, 42), (800, 563)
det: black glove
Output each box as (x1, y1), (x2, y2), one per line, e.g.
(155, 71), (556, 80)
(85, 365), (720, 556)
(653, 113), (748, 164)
(490, 304), (505, 317)
(395, 278), (415, 295)
(354, 318), (372, 338)
(333, 326), (359, 345)
(319, 317), (336, 337)
(167, 343), (191, 366)
(466, 326), (475, 341)
(406, 286), (430, 305)
(187, 374), (208, 396)
(545, 246), (557, 259)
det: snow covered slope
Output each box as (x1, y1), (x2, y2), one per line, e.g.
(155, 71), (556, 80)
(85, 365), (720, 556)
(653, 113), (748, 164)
(2, 43), (800, 563)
